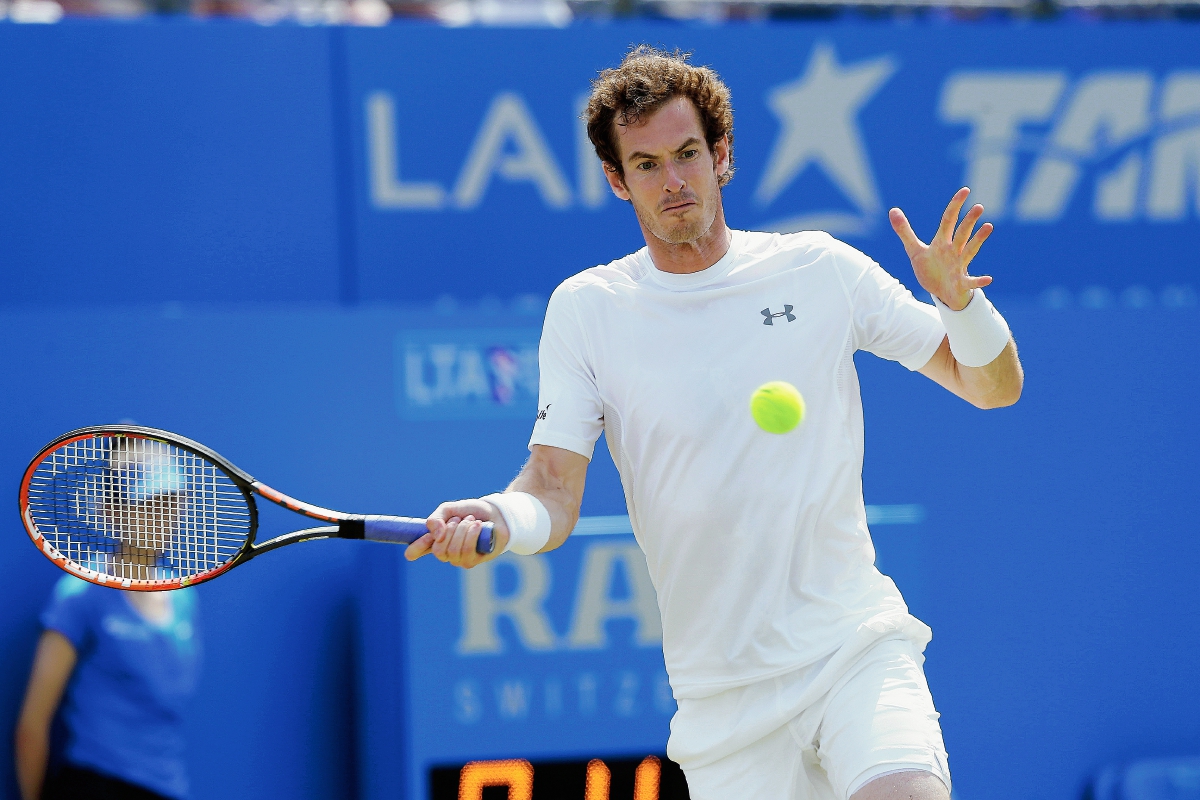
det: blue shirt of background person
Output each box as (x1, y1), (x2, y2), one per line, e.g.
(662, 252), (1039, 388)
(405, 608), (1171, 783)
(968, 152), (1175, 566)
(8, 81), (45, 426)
(14, 576), (202, 800)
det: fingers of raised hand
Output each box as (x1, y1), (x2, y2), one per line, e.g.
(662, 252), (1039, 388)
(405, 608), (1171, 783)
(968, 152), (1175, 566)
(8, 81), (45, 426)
(889, 208), (924, 257)
(937, 187), (971, 242)
(953, 204), (984, 252)
(962, 221), (993, 264)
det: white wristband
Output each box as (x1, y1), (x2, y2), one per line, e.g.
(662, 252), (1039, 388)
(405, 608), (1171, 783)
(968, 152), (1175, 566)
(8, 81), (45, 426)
(932, 288), (1011, 368)
(482, 492), (551, 555)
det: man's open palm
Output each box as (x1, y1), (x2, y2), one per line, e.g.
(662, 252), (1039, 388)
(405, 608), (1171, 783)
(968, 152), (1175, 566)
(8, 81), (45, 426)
(890, 187), (993, 311)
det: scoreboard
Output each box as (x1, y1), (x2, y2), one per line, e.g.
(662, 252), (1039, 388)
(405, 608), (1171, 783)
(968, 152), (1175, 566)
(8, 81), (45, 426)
(429, 756), (690, 800)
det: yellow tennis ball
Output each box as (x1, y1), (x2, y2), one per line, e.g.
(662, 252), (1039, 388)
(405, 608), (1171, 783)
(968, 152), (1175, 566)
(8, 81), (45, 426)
(750, 381), (805, 434)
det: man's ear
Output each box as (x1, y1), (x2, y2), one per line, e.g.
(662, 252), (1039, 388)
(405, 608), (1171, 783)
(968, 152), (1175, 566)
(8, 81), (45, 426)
(712, 135), (731, 180)
(604, 163), (631, 202)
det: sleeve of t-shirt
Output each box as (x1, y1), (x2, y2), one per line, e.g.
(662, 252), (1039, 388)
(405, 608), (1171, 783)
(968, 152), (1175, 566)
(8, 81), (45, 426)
(528, 284), (604, 460)
(838, 244), (946, 371)
(39, 576), (95, 651)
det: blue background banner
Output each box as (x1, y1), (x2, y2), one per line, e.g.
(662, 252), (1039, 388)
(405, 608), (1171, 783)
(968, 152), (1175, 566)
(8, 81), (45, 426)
(344, 24), (1200, 303)
(0, 25), (342, 304)
(0, 19), (1197, 800)
(2, 23), (1198, 307)
(0, 291), (1197, 800)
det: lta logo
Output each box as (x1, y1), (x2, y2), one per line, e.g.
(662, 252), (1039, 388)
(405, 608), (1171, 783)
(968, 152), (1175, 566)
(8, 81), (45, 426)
(395, 328), (540, 420)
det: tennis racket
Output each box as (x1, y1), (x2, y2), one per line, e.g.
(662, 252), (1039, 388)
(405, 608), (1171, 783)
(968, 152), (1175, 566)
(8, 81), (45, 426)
(19, 425), (494, 591)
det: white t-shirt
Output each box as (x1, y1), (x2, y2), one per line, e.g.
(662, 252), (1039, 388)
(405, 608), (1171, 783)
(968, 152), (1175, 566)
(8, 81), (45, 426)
(529, 230), (947, 699)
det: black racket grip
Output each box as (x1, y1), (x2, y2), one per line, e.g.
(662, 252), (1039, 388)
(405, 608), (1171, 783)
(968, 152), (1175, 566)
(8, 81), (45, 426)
(362, 515), (495, 555)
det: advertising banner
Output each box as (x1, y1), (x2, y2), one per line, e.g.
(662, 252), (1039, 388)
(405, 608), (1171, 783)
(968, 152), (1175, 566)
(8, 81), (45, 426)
(343, 23), (1200, 305)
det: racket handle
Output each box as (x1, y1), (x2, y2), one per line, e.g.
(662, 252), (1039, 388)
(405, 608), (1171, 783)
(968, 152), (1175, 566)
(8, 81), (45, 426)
(361, 516), (495, 555)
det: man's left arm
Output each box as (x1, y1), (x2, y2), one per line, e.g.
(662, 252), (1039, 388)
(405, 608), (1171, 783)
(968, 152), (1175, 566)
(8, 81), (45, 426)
(917, 336), (1022, 409)
(890, 187), (1024, 409)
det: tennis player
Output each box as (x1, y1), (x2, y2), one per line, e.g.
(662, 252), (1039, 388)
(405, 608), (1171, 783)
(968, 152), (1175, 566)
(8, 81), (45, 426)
(407, 46), (1023, 800)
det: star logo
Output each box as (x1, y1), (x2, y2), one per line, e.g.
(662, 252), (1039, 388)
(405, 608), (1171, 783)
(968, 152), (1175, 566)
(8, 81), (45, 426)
(755, 43), (897, 235)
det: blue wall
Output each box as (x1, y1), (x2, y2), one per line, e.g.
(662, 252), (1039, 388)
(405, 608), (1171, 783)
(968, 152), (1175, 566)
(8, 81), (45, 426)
(3, 302), (1197, 800)
(341, 23), (1200, 302)
(0, 25), (342, 303)
(0, 18), (1198, 800)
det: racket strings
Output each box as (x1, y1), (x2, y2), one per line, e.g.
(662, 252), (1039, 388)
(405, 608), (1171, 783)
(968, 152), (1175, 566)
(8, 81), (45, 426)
(25, 436), (252, 584)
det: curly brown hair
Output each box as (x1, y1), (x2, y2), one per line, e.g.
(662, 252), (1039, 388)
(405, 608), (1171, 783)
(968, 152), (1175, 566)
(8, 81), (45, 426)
(585, 45), (735, 188)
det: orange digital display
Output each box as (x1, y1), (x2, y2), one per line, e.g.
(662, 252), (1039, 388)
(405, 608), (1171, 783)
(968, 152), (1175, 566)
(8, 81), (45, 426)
(585, 759), (611, 800)
(633, 756), (660, 800)
(431, 754), (688, 800)
(458, 759), (535, 800)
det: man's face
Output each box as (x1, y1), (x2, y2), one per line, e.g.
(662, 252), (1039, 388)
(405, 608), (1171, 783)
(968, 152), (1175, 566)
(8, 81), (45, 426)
(606, 96), (730, 246)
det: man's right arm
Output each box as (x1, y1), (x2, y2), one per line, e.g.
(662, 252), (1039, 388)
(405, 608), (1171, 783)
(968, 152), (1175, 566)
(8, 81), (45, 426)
(405, 444), (589, 569)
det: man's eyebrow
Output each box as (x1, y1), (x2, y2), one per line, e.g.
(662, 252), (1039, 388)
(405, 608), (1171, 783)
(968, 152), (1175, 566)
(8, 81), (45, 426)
(625, 137), (703, 162)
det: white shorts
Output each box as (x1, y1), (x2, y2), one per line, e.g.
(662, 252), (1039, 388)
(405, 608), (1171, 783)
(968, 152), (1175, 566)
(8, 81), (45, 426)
(669, 638), (951, 800)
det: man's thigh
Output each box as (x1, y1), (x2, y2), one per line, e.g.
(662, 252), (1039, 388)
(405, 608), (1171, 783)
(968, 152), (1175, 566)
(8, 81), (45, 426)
(812, 638), (951, 800)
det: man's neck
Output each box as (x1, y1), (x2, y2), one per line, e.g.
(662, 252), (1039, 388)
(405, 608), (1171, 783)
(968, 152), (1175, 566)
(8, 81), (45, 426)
(644, 215), (733, 275)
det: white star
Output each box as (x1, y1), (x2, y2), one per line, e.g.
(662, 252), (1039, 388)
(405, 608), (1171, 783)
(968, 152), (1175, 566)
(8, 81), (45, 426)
(755, 43), (897, 214)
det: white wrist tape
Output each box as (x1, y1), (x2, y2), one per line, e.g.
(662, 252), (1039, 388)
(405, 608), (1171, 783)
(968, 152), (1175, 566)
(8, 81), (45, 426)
(933, 288), (1011, 368)
(482, 492), (551, 555)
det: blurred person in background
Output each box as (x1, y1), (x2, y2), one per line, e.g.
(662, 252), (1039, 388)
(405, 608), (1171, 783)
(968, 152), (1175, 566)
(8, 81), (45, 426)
(14, 580), (202, 800)
(15, 435), (203, 800)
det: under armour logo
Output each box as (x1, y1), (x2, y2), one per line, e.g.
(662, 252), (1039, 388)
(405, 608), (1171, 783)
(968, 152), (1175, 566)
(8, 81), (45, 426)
(536, 404), (551, 421)
(761, 305), (796, 325)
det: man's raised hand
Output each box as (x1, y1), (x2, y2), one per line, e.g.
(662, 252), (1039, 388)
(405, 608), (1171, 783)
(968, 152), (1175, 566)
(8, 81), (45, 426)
(890, 187), (993, 311)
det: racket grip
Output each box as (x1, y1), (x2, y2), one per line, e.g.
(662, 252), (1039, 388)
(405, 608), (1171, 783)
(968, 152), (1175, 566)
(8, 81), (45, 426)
(361, 516), (495, 555)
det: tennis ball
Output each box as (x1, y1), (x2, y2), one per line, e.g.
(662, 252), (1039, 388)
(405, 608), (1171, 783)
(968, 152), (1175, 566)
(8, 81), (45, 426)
(750, 381), (805, 434)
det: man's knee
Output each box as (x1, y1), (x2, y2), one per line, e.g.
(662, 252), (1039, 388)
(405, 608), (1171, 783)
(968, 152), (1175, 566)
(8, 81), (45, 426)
(848, 769), (950, 800)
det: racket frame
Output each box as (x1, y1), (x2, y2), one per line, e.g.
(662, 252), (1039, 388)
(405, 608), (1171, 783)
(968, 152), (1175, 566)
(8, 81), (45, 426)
(19, 425), (445, 591)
